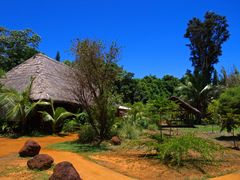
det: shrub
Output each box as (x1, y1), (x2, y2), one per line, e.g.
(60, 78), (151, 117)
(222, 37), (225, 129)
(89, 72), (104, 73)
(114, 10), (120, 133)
(118, 121), (141, 139)
(78, 124), (96, 143)
(152, 134), (220, 166)
(62, 119), (80, 132)
(148, 123), (159, 131)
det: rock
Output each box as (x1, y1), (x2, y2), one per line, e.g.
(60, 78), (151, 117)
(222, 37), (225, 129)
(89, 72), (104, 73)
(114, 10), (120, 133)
(18, 140), (41, 157)
(27, 154), (54, 170)
(49, 161), (82, 180)
(111, 136), (121, 145)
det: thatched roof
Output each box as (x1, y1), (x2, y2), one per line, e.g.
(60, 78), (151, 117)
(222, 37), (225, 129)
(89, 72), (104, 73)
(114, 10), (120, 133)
(169, 96), (202, 116)
(0, 53), (80, 105)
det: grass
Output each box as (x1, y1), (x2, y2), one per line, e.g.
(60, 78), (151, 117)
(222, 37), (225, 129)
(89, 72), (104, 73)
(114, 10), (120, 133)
(0, 165), (50, 180)
(179, 125), (240, 134)
(47, 140), (109, 155)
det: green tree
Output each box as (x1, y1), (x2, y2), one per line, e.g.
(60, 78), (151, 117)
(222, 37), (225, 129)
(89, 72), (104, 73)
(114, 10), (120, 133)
(217, 86), (240, 148)
(0, 27), (41, 71)
(185, 11), (229, 85)
(205, 99), (220, 133)
(73, 39), (121, 143)
(162, 75), (181, 96)
(115, 70), (146, 104)
(55, 51), (60, 61)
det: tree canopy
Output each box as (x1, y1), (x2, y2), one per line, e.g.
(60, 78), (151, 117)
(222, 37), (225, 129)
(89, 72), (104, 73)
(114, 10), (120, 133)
(0, 27), (41, 71)
(185, 11), (229, 85)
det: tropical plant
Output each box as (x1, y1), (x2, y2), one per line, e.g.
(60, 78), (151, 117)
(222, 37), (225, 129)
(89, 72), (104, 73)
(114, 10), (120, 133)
(150, 133), (220, 166)
(39, 99), (74, 134)
(62, 112), (88, 132)
(177, 72), (221, 122)
(0, 86), (49, 134)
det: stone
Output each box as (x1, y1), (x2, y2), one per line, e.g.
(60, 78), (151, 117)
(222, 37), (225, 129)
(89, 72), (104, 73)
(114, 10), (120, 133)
(27, 154), (54, 170)
(18, 140), (41, 157)
(49, 161), (82, 180)
(111, 136), (121, 145)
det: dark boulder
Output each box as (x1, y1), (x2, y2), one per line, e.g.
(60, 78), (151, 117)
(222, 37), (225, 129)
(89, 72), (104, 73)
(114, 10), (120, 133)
(49, 161), (82, 180)
(27, 154), (54, 170)
(19, 140), (41, 157)
(111, 136), (121, 145)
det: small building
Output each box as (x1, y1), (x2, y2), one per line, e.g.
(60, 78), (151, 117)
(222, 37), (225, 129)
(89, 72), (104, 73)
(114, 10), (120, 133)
(117, 105), (131, 117)
(0, 53), (80, 108)
(169, 96), (202, 126)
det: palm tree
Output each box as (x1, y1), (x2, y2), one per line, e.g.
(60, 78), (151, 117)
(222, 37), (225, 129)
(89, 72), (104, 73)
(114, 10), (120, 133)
(39, 99), (74, 134)
(177, 73), (221, 123)
(0, 86), (49, 134)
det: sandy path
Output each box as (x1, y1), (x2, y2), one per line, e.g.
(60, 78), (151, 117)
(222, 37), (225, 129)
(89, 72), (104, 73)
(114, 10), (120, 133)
(210, 172), (240, 180)
(0, 134), (134, 180)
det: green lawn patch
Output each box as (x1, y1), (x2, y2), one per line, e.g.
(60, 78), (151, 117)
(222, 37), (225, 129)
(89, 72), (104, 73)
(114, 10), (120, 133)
(47, 141), (109, 154)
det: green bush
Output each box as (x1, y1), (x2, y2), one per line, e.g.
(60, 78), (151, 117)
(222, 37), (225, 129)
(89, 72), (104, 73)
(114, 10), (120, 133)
(148, 123), (159, 131)
(62, 119), (80, 132)
(152, 134), (220, 166)
(118, 121), (141, 139)
(78, 124), (96, 143)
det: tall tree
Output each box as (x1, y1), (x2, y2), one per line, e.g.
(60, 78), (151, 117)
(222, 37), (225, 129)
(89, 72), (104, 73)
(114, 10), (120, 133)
(55, 51), (60, 61)
(184, 11), (229, 85)
(0, 27), (41, 71)
(73, 39), (121, 143)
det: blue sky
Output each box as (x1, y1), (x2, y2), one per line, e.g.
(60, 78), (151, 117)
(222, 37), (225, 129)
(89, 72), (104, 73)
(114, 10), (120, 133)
(1, 0), (240, 78)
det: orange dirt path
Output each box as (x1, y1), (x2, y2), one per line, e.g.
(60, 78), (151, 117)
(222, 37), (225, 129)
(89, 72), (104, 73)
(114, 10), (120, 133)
(210, 172), (240, 180)
(0, 134), (134, 180)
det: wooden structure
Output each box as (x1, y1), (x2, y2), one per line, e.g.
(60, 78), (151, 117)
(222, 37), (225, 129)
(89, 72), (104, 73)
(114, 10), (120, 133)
(168, 96), (202, 127)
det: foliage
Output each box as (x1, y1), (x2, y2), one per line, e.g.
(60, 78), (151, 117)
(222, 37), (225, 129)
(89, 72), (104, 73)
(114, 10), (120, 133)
(214, 86), (240, 148)
(111, 102), (148, 139)
(62, 112), (88, 132)
(63, 60), (73, 66)
(73, 39), (121, 143)
(204, 100), (221, 132)
(78, 124), (97, 143)
(220, 113), (240, 134)
(219, 66), (240, 87)
(39, 99), (74, 134)
(217, 86), (240, 116)
(0, 86), (49, 134)
(151, 134), (220, 166)
(62, 119), (79, 132)
(0, 68), (5, 78)
(185, 11), (229, 85)
(0, 27), (41, 71)
(177, 72), (221, 120)
(114, 71), (142, 104)
(148, 96), (179, 123)
(115, 71), (181, 104)
(117, 119), (141, 139)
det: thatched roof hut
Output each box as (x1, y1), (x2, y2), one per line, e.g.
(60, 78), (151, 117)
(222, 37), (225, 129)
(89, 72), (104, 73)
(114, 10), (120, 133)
(169, 96), (201, 116)
(0, 53), (79, 105)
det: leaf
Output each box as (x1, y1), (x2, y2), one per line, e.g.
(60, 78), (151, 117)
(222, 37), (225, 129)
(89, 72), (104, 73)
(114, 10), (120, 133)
(39, 111), (54, 123)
